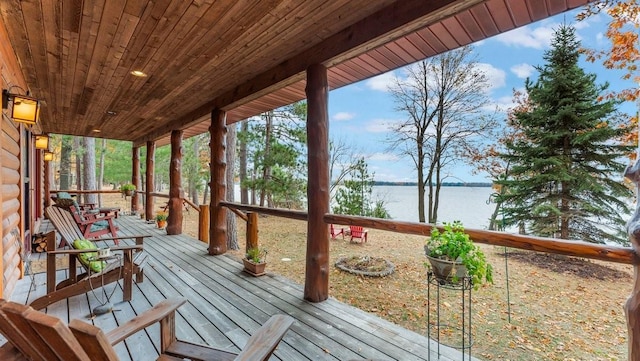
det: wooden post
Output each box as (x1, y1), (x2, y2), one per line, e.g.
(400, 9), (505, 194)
(167, 130), (184, 235)
(145, 141), (155, 221)
(304, 63), (330, 302)
(132, 146), (140, 215)
(209, 108), (227, 255)
(246, 212), (259, 251)
(198, 204), (210, 243)
(624, 161), (640, 360)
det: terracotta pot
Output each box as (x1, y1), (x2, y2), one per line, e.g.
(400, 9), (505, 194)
(157, 220), (167, 229)
(124, 190), (133, 196)
(426, 255), (467, 284)
(242, 258), (266, 276)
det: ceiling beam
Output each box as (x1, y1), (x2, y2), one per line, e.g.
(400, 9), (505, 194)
(133, 0), (483, 145)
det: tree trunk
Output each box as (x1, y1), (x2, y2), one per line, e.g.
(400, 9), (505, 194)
(189, 136), (200, 206)
(82, 137), (97, 205)
(59, 136), (72, 189)
(226, 123), (239, 250)
(75, 137), (82, 190)
(239, 119), (249, 204)
(259, 111), (273, 207)
(97, 138), (107, 206)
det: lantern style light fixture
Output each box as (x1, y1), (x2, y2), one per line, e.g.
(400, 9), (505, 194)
(2, 88), (40, 125)
(34, 134), (49, 150)
(43, 150), (54, 162)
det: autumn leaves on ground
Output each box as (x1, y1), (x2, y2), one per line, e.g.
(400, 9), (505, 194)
(213, 216), (630, 361)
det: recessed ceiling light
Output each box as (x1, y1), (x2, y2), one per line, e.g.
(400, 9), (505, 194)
(131, 70), (147, 77)
(106, 110), (117, 115)
(92, 129), (101, 133)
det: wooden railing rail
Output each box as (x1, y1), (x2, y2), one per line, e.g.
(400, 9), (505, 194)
(220, 202), (308, 221)
(220, 202), (638, 265)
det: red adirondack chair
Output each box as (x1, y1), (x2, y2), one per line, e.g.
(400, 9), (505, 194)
(330, 224), (344, 240)
(349, 225), (368, 243)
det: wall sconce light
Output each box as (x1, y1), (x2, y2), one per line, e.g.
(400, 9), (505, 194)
(2, 88), (40, 125)
(35, 134), (49, 150)
(43, 150), (54, 162)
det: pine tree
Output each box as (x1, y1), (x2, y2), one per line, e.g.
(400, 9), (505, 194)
(334, 158), (390, 219)
(497, 25), (633, 245)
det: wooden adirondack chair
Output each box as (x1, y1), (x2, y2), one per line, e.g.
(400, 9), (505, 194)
(68, 204), (120, 239)
(330, 224), (344, 240)
(0, 298), (294, 361)
(349, 225), (368, 243)
(29, 206), (150, 310)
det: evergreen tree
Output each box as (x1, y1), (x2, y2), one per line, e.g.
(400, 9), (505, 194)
(497, 25), (633, 244)
(334, 158), (390, 219)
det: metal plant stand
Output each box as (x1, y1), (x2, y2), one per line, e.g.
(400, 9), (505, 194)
(427, 271), (473, 360)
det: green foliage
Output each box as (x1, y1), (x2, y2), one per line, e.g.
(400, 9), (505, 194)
(120, 183), (135, 192)
(334, 158), (390, 218)
(238, 102), (308, 208)
(245, 247), (267, 263)
(425, 221), (493, 287)
(155, 211), (168, 221)
(496, 25), (633, 245)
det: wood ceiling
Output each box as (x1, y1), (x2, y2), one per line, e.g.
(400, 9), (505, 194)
(0, 0), (589, 147)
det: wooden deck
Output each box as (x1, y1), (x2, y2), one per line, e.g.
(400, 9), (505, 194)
(11, 214), (476, 361)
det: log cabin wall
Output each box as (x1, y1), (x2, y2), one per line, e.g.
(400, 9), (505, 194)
(0, 16), (29, 297)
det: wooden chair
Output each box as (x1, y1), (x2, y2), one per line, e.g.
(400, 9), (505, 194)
(330, 224), (344, 240)
(68, 204), (120, 239)
(29, 206), (149, 310)
(349, 225), (368, 243)
(0, 298), (294, 361)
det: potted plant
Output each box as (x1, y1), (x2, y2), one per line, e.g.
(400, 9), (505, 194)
(243, 247), (267, 276)
(120, 183), (136, 196)
(424, 221), (493, 288)
(155, 211), (168, 229)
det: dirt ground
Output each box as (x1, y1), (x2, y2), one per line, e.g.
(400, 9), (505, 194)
(106, 195), (633, 360)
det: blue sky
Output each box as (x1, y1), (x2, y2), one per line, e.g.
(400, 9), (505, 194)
(326, 8), (638, 183)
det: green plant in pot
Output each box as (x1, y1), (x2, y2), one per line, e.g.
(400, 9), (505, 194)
(243, 247), (268, 276)
(424, 221), (493, 288)
(120, 183), (136, 196)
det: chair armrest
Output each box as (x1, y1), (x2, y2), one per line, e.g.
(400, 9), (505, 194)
(47, 245), (143, 255)
(98, 235), (151, 242)
(234, 314), (294, 361)
(103, 298), (187, 345)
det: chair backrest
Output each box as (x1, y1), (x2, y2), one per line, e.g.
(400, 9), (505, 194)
(46, 205), (85, 246)
(0, 301), (94, 361)
(350, 225), (364, 237)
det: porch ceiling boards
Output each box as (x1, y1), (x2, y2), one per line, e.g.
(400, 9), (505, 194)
(0, 0), (589, 146)
(12, 216), (477, 360)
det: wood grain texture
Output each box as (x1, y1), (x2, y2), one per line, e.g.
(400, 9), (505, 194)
(304, 64), (329, 302)
(208, 109), (227, 255)
(0, 0), (589, 146)
(166, 130), (183, 235)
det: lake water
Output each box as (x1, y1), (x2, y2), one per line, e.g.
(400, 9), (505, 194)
(372, 186), (496, 229)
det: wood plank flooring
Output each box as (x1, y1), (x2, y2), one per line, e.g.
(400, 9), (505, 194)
(11, 214), (477, 361)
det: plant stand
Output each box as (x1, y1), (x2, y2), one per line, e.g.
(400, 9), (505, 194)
(427, 271), (473, 361)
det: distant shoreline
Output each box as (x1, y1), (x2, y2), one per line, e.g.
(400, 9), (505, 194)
(373, 181), (492, 187)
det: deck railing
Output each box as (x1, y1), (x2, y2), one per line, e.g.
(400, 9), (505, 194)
(220, 201), (639, 359)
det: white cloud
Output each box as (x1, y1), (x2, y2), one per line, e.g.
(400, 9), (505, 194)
(366, 71), (396, 92)
(367, 152), (399, 161)
(475, 63), (506, 91)
(494, 23), (558, 49)
(510, 63), (535, 79)
(365, 118), (398, 133)
(332, 112), (355, 121)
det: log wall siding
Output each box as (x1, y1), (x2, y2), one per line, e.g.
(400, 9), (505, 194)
(0, 17), (29, 298)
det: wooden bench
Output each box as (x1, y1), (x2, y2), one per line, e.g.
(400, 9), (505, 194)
(0, 298), (294, 361)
